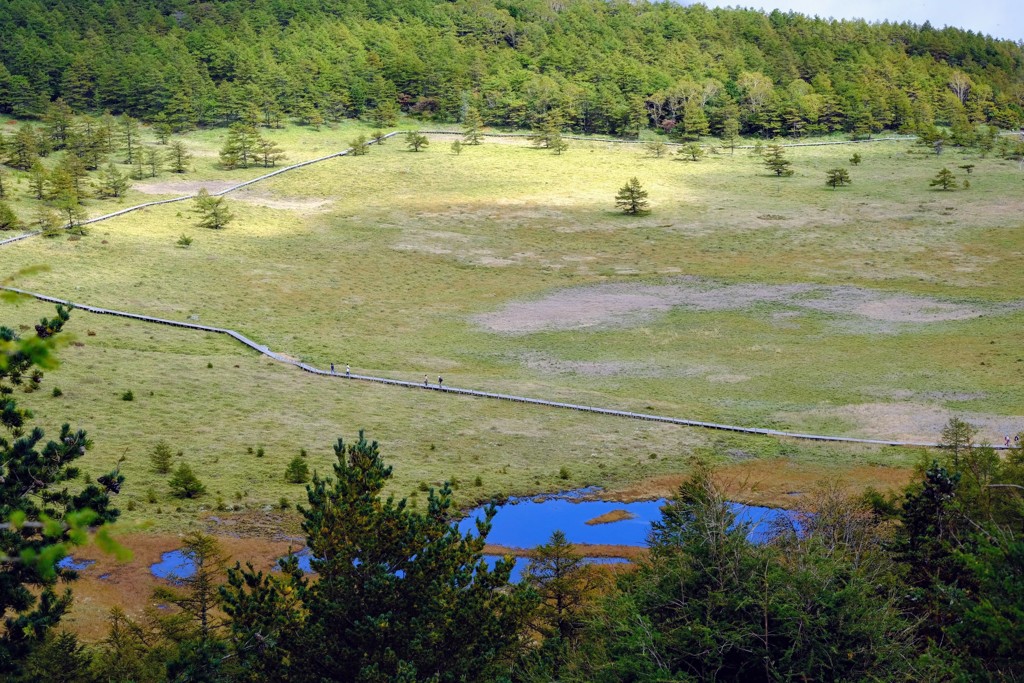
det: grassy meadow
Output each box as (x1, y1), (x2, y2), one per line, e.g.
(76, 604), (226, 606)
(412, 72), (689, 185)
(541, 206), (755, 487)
(3, 122), (1023, 529)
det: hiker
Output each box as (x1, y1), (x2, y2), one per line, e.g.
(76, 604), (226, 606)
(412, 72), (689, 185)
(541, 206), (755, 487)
(424, 375), (428, 386)
(346, 364), (350, 376)
(438, 375), (443, 389)
(330, 362), (334, 374)
(1005, 435), (1011, 447)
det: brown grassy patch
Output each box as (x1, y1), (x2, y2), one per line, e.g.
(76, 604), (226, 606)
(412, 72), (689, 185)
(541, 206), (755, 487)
(608, 458), (914, 508)
(584, 509), (637, 525)
(61, 532), (297, 642)
(484, 543), (646, 561)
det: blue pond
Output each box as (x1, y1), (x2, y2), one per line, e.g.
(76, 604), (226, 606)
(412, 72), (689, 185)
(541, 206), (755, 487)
(57, 556), (95, 571)
(459, 495), (793, 548)
(483, 555), (629, 583)
(150, 550), (196, 580)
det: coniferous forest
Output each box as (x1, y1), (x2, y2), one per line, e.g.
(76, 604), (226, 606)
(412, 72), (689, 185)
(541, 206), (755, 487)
(0, 0), (1022, 137)
(3, 1), (1024, 681)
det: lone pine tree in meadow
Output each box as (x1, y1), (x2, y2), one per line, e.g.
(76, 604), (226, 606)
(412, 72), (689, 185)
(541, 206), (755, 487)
(825, 167), (851, 189)
(930, 167), (957, 191)
(192, 188), (233, 230)
(764, 144), (794, 176)
(615, 177), (650, 215)
(167, 140), (192, 173)
(405, 130), (429, 152)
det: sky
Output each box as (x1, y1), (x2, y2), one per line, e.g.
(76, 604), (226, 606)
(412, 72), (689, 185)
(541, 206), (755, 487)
(686, 1), (1022, 42)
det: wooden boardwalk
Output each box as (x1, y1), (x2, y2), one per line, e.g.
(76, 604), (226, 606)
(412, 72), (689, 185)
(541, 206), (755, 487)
(2, 129), (1005, 451)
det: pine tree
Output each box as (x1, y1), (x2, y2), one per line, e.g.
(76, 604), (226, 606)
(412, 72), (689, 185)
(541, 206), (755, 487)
(219, 123), (259, 169)
(530, 109), (566, 151)
(7, 124), (40, 170)
(167, 140), (192, 174)
(450, 140), (463, 155)
(254, 138), (286, 168)
(645, 140), (667, 158)
(369, 100), (399, 127)
(349, 134), (370, 156)
(192, 189), (233, 230)
(150, 441), (173, 474)
(0, 166), (7, 200)
(615, 177), (650, 215)
(0, 202), (19, 231)
(168, 464), (206, 498)
(152, 115), (172, 144)
(222, 432), (536, 681)
(120, 116), (141, 165)
(763, 144), (794, 176)
(43, 99), (76, 151)
(0, 305), (124, 674)
(143, 148), (162, 178)
(404, 130), (429, 152)
(825, 167), (851, 189)
(682, 100), (710, 139)
(98, 163), (130, 198)
(28, 162), (47, 201)
(54, 153), (89, 199)
(930, 167), (957, 191)
(284, 456), (310, 484)
(462, 105), (484, 145)
(54, 191), (87, 235)
(680, 142), (705, 161)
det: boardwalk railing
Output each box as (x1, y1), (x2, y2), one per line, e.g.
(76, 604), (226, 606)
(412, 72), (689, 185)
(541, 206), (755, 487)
(2, 129), (1012, 450)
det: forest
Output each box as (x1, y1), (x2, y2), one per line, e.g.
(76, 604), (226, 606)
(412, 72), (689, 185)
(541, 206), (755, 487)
(1, 0), (1023, 138)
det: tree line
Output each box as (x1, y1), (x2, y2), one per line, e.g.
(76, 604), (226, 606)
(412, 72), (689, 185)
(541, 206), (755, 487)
(1, 0), (1022, 140)
(3, 307), (1024, 681)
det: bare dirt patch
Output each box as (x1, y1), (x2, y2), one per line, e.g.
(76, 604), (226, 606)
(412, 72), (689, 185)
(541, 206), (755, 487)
(473, 278), (1007, 334)
(789, 402), (1023, 445)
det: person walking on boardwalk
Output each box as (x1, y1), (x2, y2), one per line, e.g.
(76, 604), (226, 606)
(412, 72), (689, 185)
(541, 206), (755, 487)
(438, 375), (443, 389)
(424, 375), (429, 386)
(346, 364), (350, 376)
(330, 362), (335, 374)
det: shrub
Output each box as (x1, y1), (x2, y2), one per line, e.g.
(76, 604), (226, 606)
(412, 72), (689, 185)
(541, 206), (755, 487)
(285, 456), (310, 484)
(279, 497), (291, 510)
(558, 466), (570, 480)
(147, 488), (158, 503)
(176, 234), (193, 248)
(151, 440), (173, 474)
(169, 463), (206, 498)
(51, 386), (62, 397)
(256, 446), (265, 458)
(473, 475), (483, 487)
(121, 390), (134, 401)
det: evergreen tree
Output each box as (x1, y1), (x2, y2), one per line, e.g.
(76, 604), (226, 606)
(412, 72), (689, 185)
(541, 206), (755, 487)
(97, 164), (130, 199)
(254, 138), (286, 168)
(53, 154), (88, 199)
(0, 202), (19, 231)
(168, 464), (206, 498)
(524, 531), (600, 677)
(682, 100), (710, 139)
(120, 117), (141, 165)
(284, 456), (309, 484)
(143, 148), (162, 178)
(152, 116), (172, 144)
(167, 140), (192, 174)
(7, 124), (39, 170)
(614, 177), (650, 215)
(27, 161), (47, 201)
(679, 142), (705, 161)
(763, 144), (795, 176)
(42, 99), (75, 151)
(930, 167), (957, 190)
(349, 134), (370, 156)
(221, 432), (536, 681)
(192, 188), (233, 230)
(404, 130), (429, 152)
(462, 105), (484, 145)
(825, 167), (852, 188)
(368, 100), (399, 127)
(530, 109), (566, 150)
(450, 140), (463, 155)
(150, 441), (173, 475)
(645, 140), (667, 158)
(0, 305), (124, 674)
(0, 166), (7, 200)
(219, 123), (260, 169)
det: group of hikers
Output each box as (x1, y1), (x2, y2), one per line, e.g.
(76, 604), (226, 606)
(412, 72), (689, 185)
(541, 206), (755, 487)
(330, 362), (445, 389)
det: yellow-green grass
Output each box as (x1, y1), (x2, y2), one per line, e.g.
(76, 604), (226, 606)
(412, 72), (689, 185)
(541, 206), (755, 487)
(4, 131), (1021, 445)
(4, 297), (914, 532)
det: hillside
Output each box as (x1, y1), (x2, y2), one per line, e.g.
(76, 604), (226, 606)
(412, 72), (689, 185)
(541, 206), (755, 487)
(1, 0), (1022, 137)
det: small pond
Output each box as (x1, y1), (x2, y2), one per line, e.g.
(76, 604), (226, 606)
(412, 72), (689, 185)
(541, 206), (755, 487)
(150, 550), (196, 580)
(57, 556), (95, 571)
(459, 492), (794, 548)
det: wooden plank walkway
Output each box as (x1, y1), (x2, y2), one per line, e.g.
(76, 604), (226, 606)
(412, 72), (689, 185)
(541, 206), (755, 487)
(2, 129), (1009, 451)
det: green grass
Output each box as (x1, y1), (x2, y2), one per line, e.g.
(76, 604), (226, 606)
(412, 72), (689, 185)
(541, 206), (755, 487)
(3, 126), (1022, 525)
